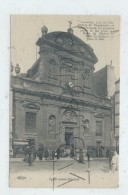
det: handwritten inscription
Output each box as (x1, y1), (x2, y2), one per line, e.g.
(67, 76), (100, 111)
(49, 177), (79, 182)
(17, 176), (26, 180)
(77, 21), (119, 40)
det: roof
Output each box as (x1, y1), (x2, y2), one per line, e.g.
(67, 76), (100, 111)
(36, 31), (98, 64)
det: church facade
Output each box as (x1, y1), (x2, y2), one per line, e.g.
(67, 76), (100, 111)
(10, 25), (113, 150)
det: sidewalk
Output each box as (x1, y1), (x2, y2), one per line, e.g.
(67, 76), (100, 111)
(10, 157), (74, 163)
(10, 156), (108, 163)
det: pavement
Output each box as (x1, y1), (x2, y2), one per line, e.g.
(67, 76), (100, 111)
(10, 157), (74, 162)
(9, 157), (118, 188)
(10, 156), (108, 162)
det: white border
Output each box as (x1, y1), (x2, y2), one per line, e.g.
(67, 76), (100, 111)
(0, 0), (128, 194)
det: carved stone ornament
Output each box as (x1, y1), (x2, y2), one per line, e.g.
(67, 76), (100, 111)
(23, 102), (40, 110)
(63, 111), (77, 123)
(55, 34), (73, 49)
(15, 64), (21, 75)
(82, 119), (89, 134)
(81, 69), (90, 80)
(95, 113), (105, 118)
(48, 115), (56, 134)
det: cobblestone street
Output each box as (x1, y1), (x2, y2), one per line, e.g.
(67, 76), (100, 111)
(10, 158), (118, 188)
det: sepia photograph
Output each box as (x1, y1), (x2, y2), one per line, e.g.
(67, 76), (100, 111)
(9, 15), (120, 188)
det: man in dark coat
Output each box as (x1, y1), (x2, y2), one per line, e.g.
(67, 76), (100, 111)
(52, 148), (55, 160)
(37, 144), (44, 160)
(79, 149), (85, 164)
(44, 147), (49, 160)
(56, 147), (60, 159)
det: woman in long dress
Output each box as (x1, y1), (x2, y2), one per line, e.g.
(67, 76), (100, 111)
(111, 151), (119, 173)
(37, 144), (44, 160)
(44, 147), (49, 160)
(79, 149), (85, 164)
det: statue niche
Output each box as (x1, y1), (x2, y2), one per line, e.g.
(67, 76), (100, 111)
(48, 59), (58, 83)
(81, 68), (91, 90)
(82, 119), (89, 135)
(48, 115), (56, 134)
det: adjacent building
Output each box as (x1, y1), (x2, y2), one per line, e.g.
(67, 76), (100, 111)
(114, 79), (120, 152)
(93, 64), (116, 99)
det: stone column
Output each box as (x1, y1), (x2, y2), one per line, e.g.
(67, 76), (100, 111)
(59, 125), (65, 144)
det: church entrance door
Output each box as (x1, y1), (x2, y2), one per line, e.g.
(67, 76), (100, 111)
(65, 127), (74, 146)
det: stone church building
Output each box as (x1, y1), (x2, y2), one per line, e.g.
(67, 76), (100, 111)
(10, 25), (115, 151)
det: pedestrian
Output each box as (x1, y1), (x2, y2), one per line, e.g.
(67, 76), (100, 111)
(24, 145), (33, 166)
(99, 147), (102, 158)
(54, 149), (57, 158)
(75, 149), (79, 160)
(87, 151), (90, 168)
(37, 144), (44, 160)
(106, 148), (110, 158)
(23, 145), (29, 162)
(56, 147), (60, 159)
(67, 147), (70, 157)
(70, 147), (75, 158)
(101, 146), (106, 157)
(110, 151), (119, 173)
(33, 146), (37, 160)
(95, 147), (98, 158)
(44, 147), (49, 160)
(60, 147), (64, 157)
(109, 149), (113, 168)
(79, 149), (85, 164)
(87, 151), (90, 162)
(52, 148), (55, 160)
(49, 147), (52, 160)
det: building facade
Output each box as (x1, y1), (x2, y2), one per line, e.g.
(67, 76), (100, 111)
(10, 25), (114, 151)
(93, 65), (116, 98)
(114, 79), (120, 152)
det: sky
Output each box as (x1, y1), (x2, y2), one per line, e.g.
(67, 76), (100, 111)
(11, 15), (120, 79)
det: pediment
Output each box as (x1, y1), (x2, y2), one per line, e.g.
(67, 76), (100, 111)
(95, 113), (104, 118)
(23, 102), (40, 110)
(62, 110), (77, 123)
(37, 31), (98, 64)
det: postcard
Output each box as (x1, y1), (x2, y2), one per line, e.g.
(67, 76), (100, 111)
(9, 15), (120, 188)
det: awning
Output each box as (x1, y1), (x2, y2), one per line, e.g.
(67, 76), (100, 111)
(13, 141), (28, 145)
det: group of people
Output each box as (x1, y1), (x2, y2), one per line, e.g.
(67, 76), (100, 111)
(78, 149), (119, 173)
(23, 144), (64, 165)
(23, 144), (119, 173)
(36, 144), (60, 160)
(36, 144), (75, 160)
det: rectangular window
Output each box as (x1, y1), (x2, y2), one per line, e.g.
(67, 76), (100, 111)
(25, 112), (36, 132)
(96, 121), (102, 136)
